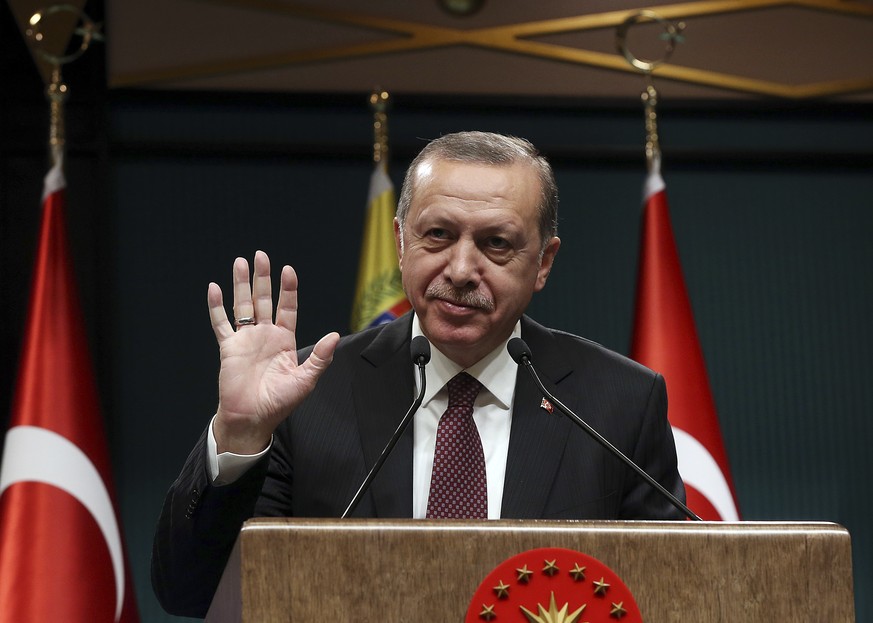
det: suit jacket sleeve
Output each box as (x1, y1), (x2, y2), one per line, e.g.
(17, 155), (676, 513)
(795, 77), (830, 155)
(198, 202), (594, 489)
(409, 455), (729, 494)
(150, 317), (414, 617)
(150, 428), (271, 618)
(618, 372), (686, 519)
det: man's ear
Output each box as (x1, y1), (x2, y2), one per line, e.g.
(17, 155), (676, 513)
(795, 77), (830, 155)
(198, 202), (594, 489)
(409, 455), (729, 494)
(534, 237), (561, 292)
(394, 218), (404, 270)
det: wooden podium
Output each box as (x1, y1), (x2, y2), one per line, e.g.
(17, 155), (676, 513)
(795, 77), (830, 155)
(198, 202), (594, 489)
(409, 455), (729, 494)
(205, 519), (854, 622)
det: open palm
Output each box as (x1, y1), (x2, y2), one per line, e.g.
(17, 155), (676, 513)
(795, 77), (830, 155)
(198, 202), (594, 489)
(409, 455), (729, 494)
(208, 251), (339, 454)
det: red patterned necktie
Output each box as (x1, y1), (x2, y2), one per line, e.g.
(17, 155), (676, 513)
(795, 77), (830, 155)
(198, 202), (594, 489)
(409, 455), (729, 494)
(426, 372), (487, 519)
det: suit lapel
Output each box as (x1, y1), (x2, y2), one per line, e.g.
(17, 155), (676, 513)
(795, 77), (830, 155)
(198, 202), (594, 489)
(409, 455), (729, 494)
(349, 314), (576, 519)
(501, 317), (574, 519)
(352, 313), (415, 518)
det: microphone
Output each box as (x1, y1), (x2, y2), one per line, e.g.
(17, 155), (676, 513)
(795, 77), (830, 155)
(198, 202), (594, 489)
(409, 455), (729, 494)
(507, 337), (701, 521)
(342, 335), (431, 518)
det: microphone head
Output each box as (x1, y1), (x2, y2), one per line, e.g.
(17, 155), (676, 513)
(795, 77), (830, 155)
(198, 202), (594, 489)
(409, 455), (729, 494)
(507, 337), (531, 364)
(410, 335), (431, 365)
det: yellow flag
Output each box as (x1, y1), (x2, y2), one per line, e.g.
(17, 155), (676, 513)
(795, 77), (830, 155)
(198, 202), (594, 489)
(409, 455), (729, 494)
(350, 164), (411, 332)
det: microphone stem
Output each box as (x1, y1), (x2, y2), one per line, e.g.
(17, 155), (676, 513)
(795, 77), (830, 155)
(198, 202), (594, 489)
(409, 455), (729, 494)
(342, 359), (427, 518)
(521, 359), (701, 521)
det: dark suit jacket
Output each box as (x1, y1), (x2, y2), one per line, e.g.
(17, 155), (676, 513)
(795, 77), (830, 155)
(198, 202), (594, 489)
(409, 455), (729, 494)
(151, 313), (685, 617)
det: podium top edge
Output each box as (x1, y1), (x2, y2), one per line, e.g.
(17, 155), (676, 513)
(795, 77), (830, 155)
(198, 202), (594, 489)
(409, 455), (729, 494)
(240, 518), (850, 537)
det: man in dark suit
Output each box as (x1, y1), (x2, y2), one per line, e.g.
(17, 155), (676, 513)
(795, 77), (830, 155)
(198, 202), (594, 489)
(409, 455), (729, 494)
(152, 131), (685, 618)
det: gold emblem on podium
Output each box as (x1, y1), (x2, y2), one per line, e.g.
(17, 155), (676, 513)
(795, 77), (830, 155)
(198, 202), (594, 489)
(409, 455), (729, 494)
(466, 547), (641, 622)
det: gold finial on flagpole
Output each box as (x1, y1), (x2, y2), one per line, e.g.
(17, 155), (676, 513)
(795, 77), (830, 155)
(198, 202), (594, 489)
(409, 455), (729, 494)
(616, 10), (685, 172)
(26, 4), (102, 167)
(369, 89), (391, 169)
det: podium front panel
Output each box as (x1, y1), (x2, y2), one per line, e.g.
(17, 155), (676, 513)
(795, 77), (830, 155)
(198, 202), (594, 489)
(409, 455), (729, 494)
(206, 519), (854, 622)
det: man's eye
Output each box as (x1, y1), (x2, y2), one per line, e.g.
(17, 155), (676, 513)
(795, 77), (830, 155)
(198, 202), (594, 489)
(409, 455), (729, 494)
(487, 236), (509, 249)
(428, 228), (449, 239)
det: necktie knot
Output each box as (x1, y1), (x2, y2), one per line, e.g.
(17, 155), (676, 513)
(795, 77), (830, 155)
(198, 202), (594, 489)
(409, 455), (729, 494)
(446, 372), (483, 409)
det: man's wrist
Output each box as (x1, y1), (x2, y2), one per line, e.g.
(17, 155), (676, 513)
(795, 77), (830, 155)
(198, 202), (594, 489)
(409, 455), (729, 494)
(207, 415), (272, 485)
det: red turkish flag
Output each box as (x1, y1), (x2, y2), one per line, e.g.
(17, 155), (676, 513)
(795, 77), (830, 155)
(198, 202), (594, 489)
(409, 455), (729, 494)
(630, 163), (740, 521)
(0, 163), (140, 622)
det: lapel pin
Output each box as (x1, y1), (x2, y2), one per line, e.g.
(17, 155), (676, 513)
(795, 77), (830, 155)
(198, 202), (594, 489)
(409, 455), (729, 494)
(540, 398), (554, 414)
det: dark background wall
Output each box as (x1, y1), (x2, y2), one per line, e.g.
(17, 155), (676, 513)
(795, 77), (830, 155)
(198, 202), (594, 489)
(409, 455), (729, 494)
(3, 2), (873, 622)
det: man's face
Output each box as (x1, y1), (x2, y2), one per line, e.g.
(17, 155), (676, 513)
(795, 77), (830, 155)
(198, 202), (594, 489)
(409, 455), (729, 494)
(394, 159), (560, 368)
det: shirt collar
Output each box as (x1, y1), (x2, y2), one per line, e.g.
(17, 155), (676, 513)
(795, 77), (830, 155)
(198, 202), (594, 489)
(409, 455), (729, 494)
(412, 313), (519, 409)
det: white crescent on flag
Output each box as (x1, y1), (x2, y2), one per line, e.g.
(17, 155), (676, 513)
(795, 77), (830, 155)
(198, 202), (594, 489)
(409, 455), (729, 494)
(0, 425), (125, 621)
(672, 426), (739, 521)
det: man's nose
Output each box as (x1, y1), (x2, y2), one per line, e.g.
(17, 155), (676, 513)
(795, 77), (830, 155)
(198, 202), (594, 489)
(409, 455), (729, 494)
(444, 240), (482, 288)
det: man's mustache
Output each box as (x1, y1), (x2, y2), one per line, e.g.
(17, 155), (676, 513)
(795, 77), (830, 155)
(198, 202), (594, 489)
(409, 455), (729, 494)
(425, 283), (495, 312)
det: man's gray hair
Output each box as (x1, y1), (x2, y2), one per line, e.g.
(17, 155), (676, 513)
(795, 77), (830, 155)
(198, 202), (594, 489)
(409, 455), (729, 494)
(396, 131), (558, 250)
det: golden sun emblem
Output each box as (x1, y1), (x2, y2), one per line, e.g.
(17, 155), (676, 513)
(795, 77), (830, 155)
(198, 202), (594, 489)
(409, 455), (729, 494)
(520, 591), (587, 623)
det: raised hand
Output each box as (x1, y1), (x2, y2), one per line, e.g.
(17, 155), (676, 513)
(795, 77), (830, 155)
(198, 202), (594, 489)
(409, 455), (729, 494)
(207, 250), (339, 454)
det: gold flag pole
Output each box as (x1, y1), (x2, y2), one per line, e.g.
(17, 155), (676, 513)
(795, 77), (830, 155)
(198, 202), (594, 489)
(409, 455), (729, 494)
(45, 66), (68, 168)
(26, 4), (102, 168)
(369, 88), (391, 171)
(350, 88), (408, 333)
(641, 83), (661, 174)
(616, 10), (685, 173)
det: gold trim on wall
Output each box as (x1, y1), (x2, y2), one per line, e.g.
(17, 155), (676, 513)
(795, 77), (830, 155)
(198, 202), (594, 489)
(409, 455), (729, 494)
(111, 0), (873, 99)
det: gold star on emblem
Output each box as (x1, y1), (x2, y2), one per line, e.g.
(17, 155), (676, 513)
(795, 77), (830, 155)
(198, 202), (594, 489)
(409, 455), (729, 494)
(493, 580), (511, 599)
(517, 564), (534, 584)
(479, 604), (497, 621)
(520, 591), (586, 623)
(569, 563), (586, 581)
(610, 601), (627, 618)
(542, 559), (559, 577)
(593, 577), (610, 595)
